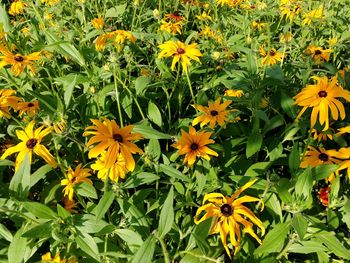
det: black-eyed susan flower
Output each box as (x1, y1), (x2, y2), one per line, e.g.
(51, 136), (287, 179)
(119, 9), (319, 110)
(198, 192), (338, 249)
(224, 89), (244, 98)
(196, 11), (212, 21)
(336, 126), (350, 136)
(302, 6), (324, 26)
(0, 46), (41, 76)
(194, 179), (265, 257)
(0, 89), (21, 119)
(41, 252), (76, 263)
(91, 152), (128, 183)
(192, 98), (232, 129)
(1, 121), (57, 170)
(91, 17), (104, 30)
(160, 20), (183, 35)
(304, 46), (332, 64)
(158, 41), (202, 73)
(164, 12), (185, 23)
(61, 164), (92, 201)
(8, 1), (26, 16)
(327, 147), (350, 180)
(280, 32), (293, 43)
(293, 76), (350, 131)
(95, 30), (136, 52)
(311, 128), (333, 142)
(172, 126), (218, 167)
(300, 147), (339, 168)
(41, 0), (60, 6)
(260, 47), (284, 66)
(252, 21), (266, 30)
(17, 100), (39, 118)
(83, 118), (143, 171)
(279, 0), (302, 21)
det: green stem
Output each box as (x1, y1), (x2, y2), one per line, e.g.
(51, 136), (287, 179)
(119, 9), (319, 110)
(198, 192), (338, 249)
(185, 70), (196, 107)
(156, 235), (170, 263)
(113, 68), (124, 127)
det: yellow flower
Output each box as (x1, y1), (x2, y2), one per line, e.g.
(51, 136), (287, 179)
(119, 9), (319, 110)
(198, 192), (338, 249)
(158, 41), (202, 73)
(61, 164), (92, 201)
(41, 0), (60, 6)
(279, 0), (302, 21)
(196, 11), (212, 21)
(293, 76), (350, 131)
(1, 121), (57, 171)
(260, 48), (284, 66)
(252, 21), (266, 30)
(304, 45), (332, 64)
(300, 147), (339, 168)
(279, 32), (293, 43)
(160, 20), (182, 35)
(9, 1), (26, 16)
(215, 0), (242, 7)
(194, 179), (265, 257)
(199, 27), (224, 43)
(172, 126), (218, 166)
(328, 148), (350, 179)
(91, 152), (128, 183)
(95, 34), (109, 52)
(0, 89), (21, 119)
(311, 128), (333, 142)
(16, 100), (40, 118)
(302, 6), (324, 26)
(164, 13), (185, 23)
(83, 118), (143, 171)
(95, 30), (136, 52)
(41, 252), (76, 263)
(328, 38), (337, 47)
(259, 96), (269, 109)
(91, 18), (105, 30)
(224, 89), (244, 98)
(0, 45), (41, 76)
(192, 98), (232, 129)
(336, 126), (350, 137)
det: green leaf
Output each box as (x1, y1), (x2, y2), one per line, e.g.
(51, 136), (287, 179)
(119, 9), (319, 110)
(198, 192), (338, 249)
(0, 5), (10, 32)
(315, 232), (350, 259)
(9, 154), (30, 199)
(22, 223), (52, 238)
(76, 231), (100, 260)
(94, 191), (115, 221)
(131, 235), (156, 263)
(292, 213), (308, 239)
(45, 31), (85, 66)
(57, 204), (71, 219)
(244, 162), (271, 177)
(147, 101), (162, 127)
(295, 168), (312, 199)
(133, 121), (171, 139)
(8, 227), (30, 263)
(123, 172), (160, 189)
(158, 187), (174, 238)
(280, 91), (296, 118)
(75, 182), (98, 199)
(0, 159), (14, 166)
(22, 202), (58, 219)
(288, 143), (300, 174)
(246, 133), (263, 158)
(74, 214), (115, 234)
(135, 76), (150, 96)
(159, 164), (190, 182)
(115, 229), (143, 253)
(288, 241), (328, 254)
(313, 164), (339, 180)
(276, 178), (293, 204)
(105, 4), (127, 18)
(63, 74), (77, 108)
(30, 164), (52, 188)
(255, 222), (291, 255)
(0, 223), (13, 242)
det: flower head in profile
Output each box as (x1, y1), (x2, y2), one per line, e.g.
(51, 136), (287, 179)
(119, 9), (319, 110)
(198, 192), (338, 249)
(224, 89), (244, 98)
(319, 186), (330, 206)
(311, 128), (333, 142)
(41, 252), (76, 263)
(95, 30), (136, 52)
(160, 20), (183, 35)
(91, 152), (128, 183)
(83, 118), (143, 171)
(192, 98), (232, 129)
(158, 40), (202, 73)
(61, 164), (92, 201)
(302, 6), (324, 26)
(1, 121), (57, 170)
(0, 89), (21, 119)
(293, 76), (350, 131)
(194, 179), (265, 257)
(0, 45), (41, 76)
(280, 32), (293, 43)
(41, 0), (60, 6)
(252, 21), (266, 30)
(17, 100), (39, 118)
(172, 126), (218, 166)
(304, 46), (332, 64)
(260, 47), (284, 66)
(9, 1), (26, 16)
(196, 11), (212, 21)
(91, 17), (105, 30)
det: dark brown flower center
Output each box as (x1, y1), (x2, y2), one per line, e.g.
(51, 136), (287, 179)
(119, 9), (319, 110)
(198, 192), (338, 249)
(26, 138), (37, 149)
(314, 50), (322, 55)
(210, 110), (219, 116)
(28, 102), (34, 107)
(14, 55), (24, 62)
(190, 143), (199, 150)
(220, 203), (233, 217)
(318, 153), (329, 162)
(177, 48), (185, 54)
(113, 134), (123, 143)
(318, 90), (327, 97)
(269, 50), (276, 56)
